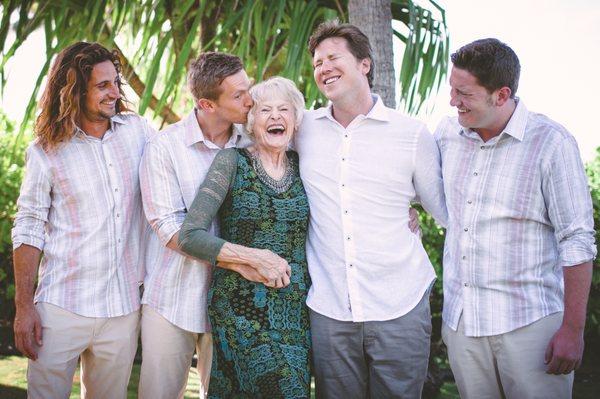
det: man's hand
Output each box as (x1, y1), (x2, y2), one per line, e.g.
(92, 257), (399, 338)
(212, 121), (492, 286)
(409, 207), (421, 236)
(544, 324), (584, 374)
(218, 262), (269, 284)
(14, 305), (43, 360)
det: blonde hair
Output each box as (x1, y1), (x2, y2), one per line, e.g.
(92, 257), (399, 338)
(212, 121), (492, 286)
(246, 77), (305, 138)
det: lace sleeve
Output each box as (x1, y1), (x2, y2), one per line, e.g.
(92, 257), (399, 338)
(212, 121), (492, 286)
(178, 148), (238, 264)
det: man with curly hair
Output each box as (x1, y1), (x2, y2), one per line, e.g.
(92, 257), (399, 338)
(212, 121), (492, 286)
(12, 42), (154, 398)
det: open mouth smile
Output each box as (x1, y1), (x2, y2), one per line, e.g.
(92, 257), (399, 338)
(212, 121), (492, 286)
(267, 124), (286, 135)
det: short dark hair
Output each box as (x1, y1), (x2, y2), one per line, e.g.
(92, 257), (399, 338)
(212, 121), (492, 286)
(451, 38), (520, 98)
(187, 52), (244, 101)
(308, 20), (374, 88)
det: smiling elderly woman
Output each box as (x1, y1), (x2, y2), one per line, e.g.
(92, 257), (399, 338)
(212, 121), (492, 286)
(178, 76), (310, 398)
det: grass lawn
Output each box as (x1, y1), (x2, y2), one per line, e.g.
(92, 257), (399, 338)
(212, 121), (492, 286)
(0, 355), (200, 399)
(0, 355), (596, 398)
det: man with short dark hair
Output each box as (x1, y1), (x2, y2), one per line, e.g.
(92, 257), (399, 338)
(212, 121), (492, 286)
(12, 42), (152, 398)
(138, 51), (289, 399)
(436, 38), (595, 398)
(295, 20), (447, 398)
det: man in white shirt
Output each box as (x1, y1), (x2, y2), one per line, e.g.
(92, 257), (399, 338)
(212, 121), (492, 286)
(138, 52), (289, 399)
(294, 21), (447, 398)
(437, 38), (595, 399)
(12, 42), (151, 398)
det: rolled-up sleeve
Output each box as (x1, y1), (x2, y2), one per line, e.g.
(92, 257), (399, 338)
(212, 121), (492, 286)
(12, 145), (51, 251)
(543, 135), (597, 267)
(139, 140), (185, 245)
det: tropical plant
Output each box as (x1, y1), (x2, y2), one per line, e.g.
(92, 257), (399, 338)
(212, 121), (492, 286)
(0, 110), (30, 320)
(0, 0), (449, 132)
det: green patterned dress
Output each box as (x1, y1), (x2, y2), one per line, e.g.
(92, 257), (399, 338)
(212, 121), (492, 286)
(178, 148), (311, 398)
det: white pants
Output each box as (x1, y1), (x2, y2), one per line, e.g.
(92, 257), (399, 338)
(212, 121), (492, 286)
(442, 312), (573, 399)
(27, 302), (140, 399)
(138, 305), (212, 399)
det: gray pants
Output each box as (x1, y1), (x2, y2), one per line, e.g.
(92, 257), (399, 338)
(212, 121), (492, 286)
(310, 290), (432, 399)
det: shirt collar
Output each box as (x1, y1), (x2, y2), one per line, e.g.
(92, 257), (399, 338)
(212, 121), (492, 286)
(73, 113), (128, 139)
(183, 109), (244, 147)
(314, 94), (390, 123)
(500, 98), (527, 141)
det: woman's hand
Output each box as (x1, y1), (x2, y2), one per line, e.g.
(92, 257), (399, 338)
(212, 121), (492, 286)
(251, 249), (291, 288)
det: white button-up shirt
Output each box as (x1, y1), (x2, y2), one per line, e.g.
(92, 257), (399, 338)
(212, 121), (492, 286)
(12, 114), (152, 317)
(140, 110), (251, 332)
(295, 95), (447, 322)
(435, 100), (596, 337)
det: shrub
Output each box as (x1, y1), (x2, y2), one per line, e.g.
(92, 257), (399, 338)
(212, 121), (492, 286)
(0, 111), (30, 320)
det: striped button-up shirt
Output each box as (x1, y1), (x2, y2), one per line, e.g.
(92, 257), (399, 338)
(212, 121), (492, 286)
(12, 114), (153, 317)
(140, 110), (251, 333)
(295, 95), (447, 322)
(435, 100), (596, 337)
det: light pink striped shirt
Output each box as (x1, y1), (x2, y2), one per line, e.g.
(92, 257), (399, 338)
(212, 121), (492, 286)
(140, 110), (251, 333)
(12, 114), (153, 317)
(435, 100), (596, 337)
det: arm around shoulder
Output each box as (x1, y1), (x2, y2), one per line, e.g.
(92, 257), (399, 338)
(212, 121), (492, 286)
(413, 126), (448, 228)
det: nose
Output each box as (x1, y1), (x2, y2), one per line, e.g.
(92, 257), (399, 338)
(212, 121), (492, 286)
(244, 93), (253, 108)
(269, 109), (282, 120)
(108, 83), (120, 99)
(449, 89), (459, 107)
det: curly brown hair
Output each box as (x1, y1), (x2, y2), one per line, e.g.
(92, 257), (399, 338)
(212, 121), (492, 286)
(35, 42), (130, 150)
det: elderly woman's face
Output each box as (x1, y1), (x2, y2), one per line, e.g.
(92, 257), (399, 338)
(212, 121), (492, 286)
(252, 97), (295, 152)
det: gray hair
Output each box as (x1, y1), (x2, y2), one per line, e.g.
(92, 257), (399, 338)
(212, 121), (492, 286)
(246, 76), (305, 138)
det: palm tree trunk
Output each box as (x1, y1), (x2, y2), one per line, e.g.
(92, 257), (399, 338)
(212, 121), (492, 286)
(348, 0), (396, 108)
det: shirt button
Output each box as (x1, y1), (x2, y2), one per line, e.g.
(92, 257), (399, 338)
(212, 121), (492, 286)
(464, 227), (469, 232)
(349, 264), (353, 268)
(108, 163), (113, 167)
(346, 236), (351, 241)
(464, 282), (469, 287)
(114, 188), (119, 192)
(344, 210), (349, 214)
(342, 157), (346, 161)
(473, 172), (478, 176)
(341, 184), (346, 188)
(480, 146), (485, 150)
(344, 134), (349, 138)
(462, 255), (467, 260)
(467, 200), (472, 204)
(116, 213), (120, 218)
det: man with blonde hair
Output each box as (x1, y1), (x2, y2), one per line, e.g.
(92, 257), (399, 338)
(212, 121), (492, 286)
(12, 41), (153, 398)
(139, 51), (289, 398)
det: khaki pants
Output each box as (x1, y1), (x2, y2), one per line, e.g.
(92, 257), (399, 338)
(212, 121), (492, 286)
(27, 302), (140, 399)
(442, 312), (573, 399)
(138, 305), (212, 399)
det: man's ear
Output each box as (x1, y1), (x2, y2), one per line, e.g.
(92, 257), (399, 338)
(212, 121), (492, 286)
(361, 58), (371, 75)
(197, 98), (216, 112)
(495, 87), (512, 106)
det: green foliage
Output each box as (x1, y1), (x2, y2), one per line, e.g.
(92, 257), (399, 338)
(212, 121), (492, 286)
(0, 110), (30, 313)
(585, 148), (600, 337)
(0, 0), (449, 130)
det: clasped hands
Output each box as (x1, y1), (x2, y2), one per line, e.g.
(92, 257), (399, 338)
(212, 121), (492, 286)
(219, 248), (291, 289)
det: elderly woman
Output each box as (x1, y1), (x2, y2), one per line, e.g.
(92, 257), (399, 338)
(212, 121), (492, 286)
(178, 77), (310, 398)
